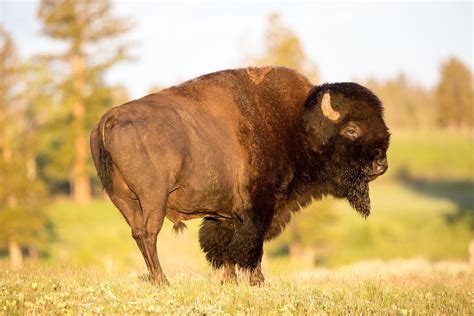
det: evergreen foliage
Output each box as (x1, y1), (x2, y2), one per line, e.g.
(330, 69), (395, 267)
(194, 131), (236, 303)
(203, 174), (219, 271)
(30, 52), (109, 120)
(37, 0), (133, 203)
(0, 26), (52, 268)
(436, 57), (473, 129)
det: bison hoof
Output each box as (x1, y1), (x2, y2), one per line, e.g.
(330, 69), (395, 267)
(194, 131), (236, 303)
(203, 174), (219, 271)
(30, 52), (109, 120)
(150, 273), (169, 286)
(221, 263), (237, 285)
(221, 275), (238, 285)
(249, 271), (264, 286)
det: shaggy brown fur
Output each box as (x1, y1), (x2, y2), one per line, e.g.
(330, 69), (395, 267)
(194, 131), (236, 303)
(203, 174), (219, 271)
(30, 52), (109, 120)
(90, 66), (390, 285)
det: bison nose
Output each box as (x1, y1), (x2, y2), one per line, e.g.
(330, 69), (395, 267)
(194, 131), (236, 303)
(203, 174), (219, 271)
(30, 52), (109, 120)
(374, 157), (388, 175)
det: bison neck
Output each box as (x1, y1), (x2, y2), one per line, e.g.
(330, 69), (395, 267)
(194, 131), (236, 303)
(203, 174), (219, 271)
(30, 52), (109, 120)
(265, 150), (333, 240)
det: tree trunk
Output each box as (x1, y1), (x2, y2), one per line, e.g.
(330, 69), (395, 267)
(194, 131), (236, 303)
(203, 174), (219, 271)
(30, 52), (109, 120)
(8, 238), (23, 270)
(28, 244), (39, 263)
(73, 131), (91, 203)
(71, 54), (91, 204)
(2, 118), (18, 207)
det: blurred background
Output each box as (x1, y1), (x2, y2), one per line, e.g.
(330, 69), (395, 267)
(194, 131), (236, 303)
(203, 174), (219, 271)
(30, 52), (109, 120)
(0, 0), (472, 274)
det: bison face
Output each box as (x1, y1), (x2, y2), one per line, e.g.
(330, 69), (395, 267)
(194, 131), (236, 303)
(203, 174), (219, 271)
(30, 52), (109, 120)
(302, 82), (390, 217)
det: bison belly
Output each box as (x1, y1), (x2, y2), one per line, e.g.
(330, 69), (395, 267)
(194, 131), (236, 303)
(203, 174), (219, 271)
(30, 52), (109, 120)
(166, 166), (245, 221)
(164, 117), (251, 223)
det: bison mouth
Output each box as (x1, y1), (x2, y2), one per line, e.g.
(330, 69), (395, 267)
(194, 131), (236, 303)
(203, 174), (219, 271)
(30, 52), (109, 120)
(368, 174), (378, 181)
(367, 167), (388, 182)
(368, 157), (388, 181)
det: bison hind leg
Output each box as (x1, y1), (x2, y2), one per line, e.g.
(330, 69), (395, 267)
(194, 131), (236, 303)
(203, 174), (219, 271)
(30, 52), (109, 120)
(199, 218), (235, 269)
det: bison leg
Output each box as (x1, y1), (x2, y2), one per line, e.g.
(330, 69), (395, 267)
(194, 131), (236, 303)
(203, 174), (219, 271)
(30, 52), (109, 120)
(226, 200), (275, 286)
(138, 193), (169, 286)
(221, 263), (237, 285)
(199, 219), (240, 284)
(104, 164), (154, 276)
(226, 212), (265, 273)
(199, 218), (235, 269)
(109, 194), (152, 274)
(249, 262), (264, 286)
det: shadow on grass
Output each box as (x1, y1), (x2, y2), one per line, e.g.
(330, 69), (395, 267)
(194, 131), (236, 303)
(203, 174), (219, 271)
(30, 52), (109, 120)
(396, 169), (474, 229)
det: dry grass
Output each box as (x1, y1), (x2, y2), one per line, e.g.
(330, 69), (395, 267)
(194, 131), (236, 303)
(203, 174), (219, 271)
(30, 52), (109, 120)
(1, 260), (472, 315)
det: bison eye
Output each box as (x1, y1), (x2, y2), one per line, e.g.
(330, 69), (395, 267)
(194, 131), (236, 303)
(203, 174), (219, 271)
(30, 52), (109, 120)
(341, 123), (362, 140)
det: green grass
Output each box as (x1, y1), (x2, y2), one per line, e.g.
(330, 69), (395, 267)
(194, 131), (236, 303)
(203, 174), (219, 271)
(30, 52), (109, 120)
(320, 181), (472, 266)
(266, 178), (473, 267)
(48, 199), (209, 273)
(0, 263), (472, 314)
(387, 129), (473, 180)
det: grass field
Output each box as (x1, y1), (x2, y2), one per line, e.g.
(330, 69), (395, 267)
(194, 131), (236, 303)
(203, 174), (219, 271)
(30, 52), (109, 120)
(1, 262), (472, 314)
(388, 129), (473, 180)
(1, 129), (473, 314)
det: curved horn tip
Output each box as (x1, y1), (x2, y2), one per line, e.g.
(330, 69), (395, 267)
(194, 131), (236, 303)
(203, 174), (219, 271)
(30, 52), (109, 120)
(321, 92), (341, 121)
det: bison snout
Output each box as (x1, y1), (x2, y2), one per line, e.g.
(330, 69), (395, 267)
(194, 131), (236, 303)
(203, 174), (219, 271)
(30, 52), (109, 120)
(369, 157), (388, 181)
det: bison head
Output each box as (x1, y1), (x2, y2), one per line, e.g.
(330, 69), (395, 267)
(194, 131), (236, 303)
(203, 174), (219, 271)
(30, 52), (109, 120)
(302, 82), (390, 217)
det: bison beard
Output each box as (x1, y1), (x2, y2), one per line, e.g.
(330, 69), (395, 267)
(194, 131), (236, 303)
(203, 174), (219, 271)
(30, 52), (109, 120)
(324, 151), (373, 218)
(340, 165), (371, 218)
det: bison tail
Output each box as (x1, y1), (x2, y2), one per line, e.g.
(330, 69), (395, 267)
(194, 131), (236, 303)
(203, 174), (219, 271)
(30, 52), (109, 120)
(98, 140), (114, 195)
(94, 113), (115, 195)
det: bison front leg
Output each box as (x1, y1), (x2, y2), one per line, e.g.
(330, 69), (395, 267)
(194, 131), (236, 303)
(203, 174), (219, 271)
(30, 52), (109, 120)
(226, 212), (267, 285)
(220, 262), (263, 286)
(221, 262), (237, 284)
(249, 262), (264, 286)
(199, 219), (239, 284)
(199, 212), (268, 285)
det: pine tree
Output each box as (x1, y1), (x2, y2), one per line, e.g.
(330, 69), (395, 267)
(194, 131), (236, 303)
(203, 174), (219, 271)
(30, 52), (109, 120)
(365, 74), (435, 129)
(246, 13), (319, 83)
(436, 57), (473, 130)
(0, 26), (51, 269)
(247, 13), (318, 83)
(37, 0), (132, 203)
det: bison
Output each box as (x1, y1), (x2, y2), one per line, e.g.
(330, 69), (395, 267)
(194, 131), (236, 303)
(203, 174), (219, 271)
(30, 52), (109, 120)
(90, 66), (389, 285)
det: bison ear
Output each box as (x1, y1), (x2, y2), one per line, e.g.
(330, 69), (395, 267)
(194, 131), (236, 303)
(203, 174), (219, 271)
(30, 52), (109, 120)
(303, 90), (341, 152)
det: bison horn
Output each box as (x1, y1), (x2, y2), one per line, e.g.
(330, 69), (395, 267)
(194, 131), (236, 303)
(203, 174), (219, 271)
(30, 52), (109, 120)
(321, 92), (340, 121)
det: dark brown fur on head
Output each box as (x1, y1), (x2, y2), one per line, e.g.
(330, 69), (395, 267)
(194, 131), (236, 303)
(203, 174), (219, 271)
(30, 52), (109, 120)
(301, 82), (390, 217)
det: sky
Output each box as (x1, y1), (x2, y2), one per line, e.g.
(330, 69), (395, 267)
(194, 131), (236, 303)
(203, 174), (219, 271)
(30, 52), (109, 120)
(0, 0), (472, 99)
